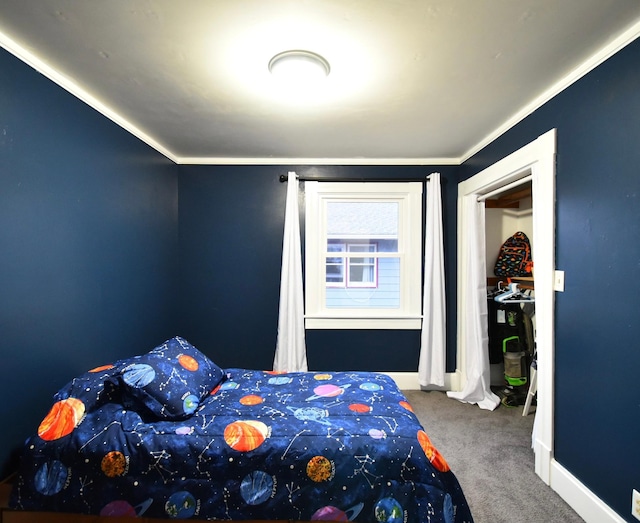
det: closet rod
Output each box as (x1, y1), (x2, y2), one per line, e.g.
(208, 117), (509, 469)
(279, 174), (431, 183)
(476, 175), (532, 202)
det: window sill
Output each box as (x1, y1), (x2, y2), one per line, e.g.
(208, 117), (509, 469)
(305, 317), (422, 330)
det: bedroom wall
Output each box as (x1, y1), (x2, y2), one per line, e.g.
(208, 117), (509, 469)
(176, 165), (460, 373)
(4, 26), (638, 520)
(459, 36), (640, 521)
(0, 48), (179, 478)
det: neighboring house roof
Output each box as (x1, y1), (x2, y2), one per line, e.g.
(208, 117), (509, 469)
(327, 202), (398, 236)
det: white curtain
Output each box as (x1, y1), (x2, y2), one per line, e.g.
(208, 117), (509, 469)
(418, 172), (446, 387)
(273, 172), (308, 372)
(447, 194), (500, 410)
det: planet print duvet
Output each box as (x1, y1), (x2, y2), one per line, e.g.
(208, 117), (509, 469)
(10, 337), (473, 522)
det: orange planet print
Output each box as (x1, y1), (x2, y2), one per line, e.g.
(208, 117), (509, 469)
(224, 420), (269, 452)
(38, 398), (86, 441)
(399, 400), (414, 412)
(178, 354), (199, 372)
(89, 364), (114, 373)
(306, 455), (335, 482)
(417, 430), (450, 472)
(239, 395), (263, 406)
(348, 403), (371, 413)
(313, 373), (332, 381)
(210, 383), (222, 395)
(101, 451), (128, 477)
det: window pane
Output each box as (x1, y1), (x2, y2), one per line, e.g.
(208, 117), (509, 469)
(326, 257), (399, 307)
(348, 244), (375, 253)
(327, 202), (398, 237)
(326, 259), (344, 285)
(377, 239), (398, 252)
(305, 181), (422, 329)
(325, 242), (345, 286)
(349, 264), (375, 284)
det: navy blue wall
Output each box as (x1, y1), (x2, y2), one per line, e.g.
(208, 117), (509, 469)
(4, 26), (638, 520)
(460, 37), (640, 521)
(176, 165), (459, 372)
(0, 49), (179, 477)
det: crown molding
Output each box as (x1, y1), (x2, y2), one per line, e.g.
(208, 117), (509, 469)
(461, 18), (640, 163)
(175, 156), (460, 166)
(0, 30), (178, 164)
(4, 17), (640, 168)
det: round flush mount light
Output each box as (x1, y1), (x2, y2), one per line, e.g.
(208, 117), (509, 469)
(268, 50), (330, 81)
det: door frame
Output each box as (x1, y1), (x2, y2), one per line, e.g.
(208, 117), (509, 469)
(456, 129), (556, 483)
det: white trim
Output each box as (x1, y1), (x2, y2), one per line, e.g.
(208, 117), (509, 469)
(305, 182), (423, 330)
(0, 31), (178, 163)
(176, 157), (461, 166)
(461, 19), (640, 163)
(550, 460), (626, 523)
(3, 20), (640, 167)
(305, 317), (422, 330)
(456, 129), (556, 484)
(477, 174), (532, 202)
(0, 25), (454, 167)
(387, 369), (626, 522)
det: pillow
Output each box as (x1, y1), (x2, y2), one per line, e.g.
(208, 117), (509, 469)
(54, 360), (126, 412)
(117, 336), (225, 420)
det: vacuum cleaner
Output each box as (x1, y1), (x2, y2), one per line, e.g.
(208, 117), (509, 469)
(500, 335), (529, 406)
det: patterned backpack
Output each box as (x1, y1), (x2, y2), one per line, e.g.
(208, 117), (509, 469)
(494, 231), (533, 277)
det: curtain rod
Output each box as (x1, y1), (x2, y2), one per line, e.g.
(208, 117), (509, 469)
(279, 174), (435, 183)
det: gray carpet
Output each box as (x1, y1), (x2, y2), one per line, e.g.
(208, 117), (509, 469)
(402, 390), (584, 523)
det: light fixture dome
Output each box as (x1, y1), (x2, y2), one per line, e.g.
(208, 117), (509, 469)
(268, 50), (330, 81)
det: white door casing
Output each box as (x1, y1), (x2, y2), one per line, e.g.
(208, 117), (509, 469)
(456, 129), (556, 483)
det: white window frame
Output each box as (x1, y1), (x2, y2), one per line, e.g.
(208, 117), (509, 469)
(305, 181), (423, 330)
(325, 242), (379, 288)
(346, 243), (378, 288)
(325, 242), (346, 287)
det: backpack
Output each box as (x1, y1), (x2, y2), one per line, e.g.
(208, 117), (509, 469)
(494, 231), (533, 277)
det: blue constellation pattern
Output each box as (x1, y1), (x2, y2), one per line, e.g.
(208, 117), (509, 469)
(349, 454), (383, 489)
(10, 358), (472, 523)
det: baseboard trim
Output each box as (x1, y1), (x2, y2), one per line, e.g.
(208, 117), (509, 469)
(534, 437), (552, 485)
(382, 372), (460, 391)
(550, 460), (625, 523)
(387, 374), (623, 522)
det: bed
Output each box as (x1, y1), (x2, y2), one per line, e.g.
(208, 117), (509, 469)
(9, 336), (473, 522)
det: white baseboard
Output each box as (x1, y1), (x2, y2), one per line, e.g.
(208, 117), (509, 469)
(550, 460), (625, 523)
(385, 374), (623, 523)
(383, 371), (461, 391)
(386, 374), (623, 523)
(533, 436), (552, 485)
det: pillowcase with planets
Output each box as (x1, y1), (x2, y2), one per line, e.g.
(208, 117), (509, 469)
(53, 359), (127, 413)
(116, 336), (226, 420)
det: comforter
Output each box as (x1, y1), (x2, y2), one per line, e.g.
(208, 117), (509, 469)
(10, 337), (473, 522)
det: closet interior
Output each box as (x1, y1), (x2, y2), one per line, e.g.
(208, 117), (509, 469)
(484, 182), (536, 411)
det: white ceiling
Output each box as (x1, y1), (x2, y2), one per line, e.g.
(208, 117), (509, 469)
(2, 1), (640, 164)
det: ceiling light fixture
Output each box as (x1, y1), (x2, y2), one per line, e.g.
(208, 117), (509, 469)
(268, 50), (330, 82)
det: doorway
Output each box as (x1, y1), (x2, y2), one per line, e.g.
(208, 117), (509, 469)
(484, 180), (534, 389)
(455, 129), (556, 484)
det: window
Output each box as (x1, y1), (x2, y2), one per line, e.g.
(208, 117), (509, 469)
(326, 242), (378, 288)
(305, 182), (423, 329)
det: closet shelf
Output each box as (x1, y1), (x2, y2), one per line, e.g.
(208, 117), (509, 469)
(487, 276), (534, 290)
(484, 185), (532, 208)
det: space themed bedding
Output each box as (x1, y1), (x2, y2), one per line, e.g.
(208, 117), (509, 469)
(10, 336), (473, 522)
